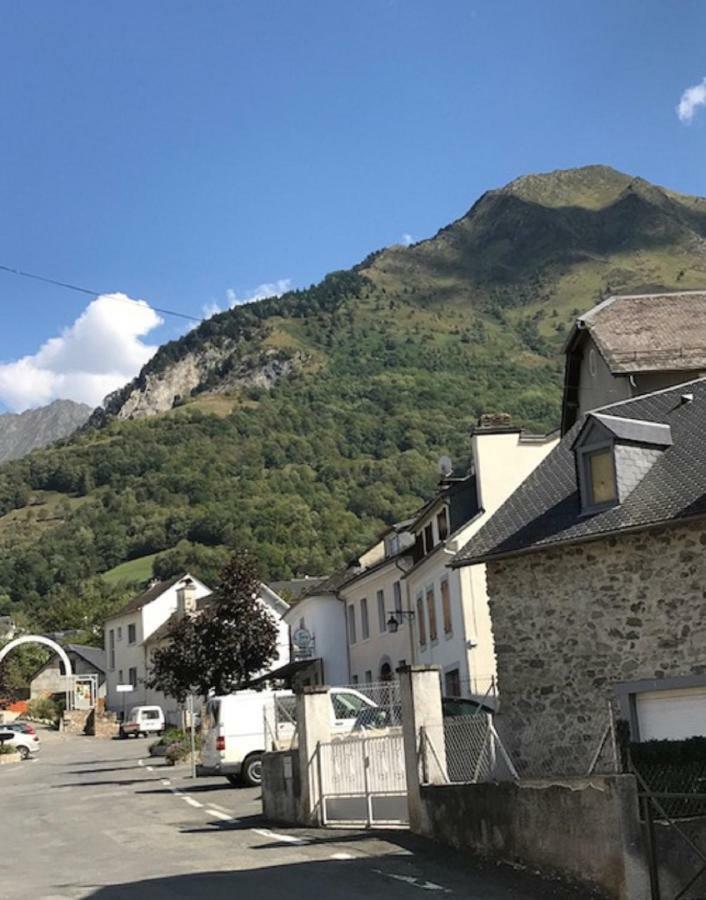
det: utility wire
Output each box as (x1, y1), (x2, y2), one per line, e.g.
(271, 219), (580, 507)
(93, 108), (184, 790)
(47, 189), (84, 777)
(0, 263), (201, 322)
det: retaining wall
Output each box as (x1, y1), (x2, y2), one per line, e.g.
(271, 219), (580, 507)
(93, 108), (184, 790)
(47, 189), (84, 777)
(419, 775), (649, 900)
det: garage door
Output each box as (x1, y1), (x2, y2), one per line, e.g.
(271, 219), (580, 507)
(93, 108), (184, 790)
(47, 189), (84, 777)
(636, 687), (706, 741)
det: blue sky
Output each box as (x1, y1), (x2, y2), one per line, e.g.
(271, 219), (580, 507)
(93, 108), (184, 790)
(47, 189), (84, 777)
(2, 0), (706, 410)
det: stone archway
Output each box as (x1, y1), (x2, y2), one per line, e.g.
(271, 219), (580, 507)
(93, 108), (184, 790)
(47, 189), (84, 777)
(0, 635), (73, 708)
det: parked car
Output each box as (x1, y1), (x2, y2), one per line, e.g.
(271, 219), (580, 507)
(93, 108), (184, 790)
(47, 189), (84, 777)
(200, 687), (377, 787)
(0, 721), (36, 736)
(119, 706), (166, 739)
(353, 696), (496, 732)
(0, 727), (40, 759)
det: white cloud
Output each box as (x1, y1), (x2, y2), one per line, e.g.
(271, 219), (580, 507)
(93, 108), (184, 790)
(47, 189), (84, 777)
(401, 233), (414, 247)
(204, 278), (292, 318)
(677, 77), (706, 123)
(0, 293), (162, 412)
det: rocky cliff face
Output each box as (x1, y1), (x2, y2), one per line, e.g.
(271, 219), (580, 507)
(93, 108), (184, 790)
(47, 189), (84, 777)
(0, 399), (92, 462)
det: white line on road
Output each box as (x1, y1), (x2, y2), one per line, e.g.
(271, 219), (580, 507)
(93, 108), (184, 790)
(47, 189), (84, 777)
(146, 766), (154, 771)
(373, 871), (450, 893)
(252, 827), (305, 845)
(207, 802), (232, 813)
(331, 852), (355, 860)
(138, 759), (144, 767)
(183, 796), (203, 809)
(206, 808), (233, 821)
(161, 779), (171, 786)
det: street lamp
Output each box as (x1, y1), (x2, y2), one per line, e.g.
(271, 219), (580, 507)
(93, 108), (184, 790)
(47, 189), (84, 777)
(386, 610), (415, 634)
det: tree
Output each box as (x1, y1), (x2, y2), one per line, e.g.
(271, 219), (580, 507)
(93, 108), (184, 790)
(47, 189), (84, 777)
(147, 550), (279, 701)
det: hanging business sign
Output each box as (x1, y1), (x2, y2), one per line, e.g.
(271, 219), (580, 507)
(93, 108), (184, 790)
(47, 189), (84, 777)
(116, 684), (134, 693)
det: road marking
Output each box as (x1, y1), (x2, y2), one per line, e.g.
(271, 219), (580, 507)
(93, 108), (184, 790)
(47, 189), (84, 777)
(183, 796), (203, 808)
(331, 852), (355, 860)
(146, 765), (154, 771)
(161, 779), (171, 785)
(138, 759), (144, 767)
(170, 788), (185, 797)
(207, 802), (232, 813)
(373, 871), (450, 892)
(252, 827), (305, 845)
(206, 808), (233, 821)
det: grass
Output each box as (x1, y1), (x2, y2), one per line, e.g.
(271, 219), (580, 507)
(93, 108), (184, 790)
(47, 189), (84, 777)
(101, 553), (158, 586)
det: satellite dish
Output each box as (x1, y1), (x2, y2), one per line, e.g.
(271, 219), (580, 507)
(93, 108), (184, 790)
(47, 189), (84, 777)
(438, 455), (453, 477)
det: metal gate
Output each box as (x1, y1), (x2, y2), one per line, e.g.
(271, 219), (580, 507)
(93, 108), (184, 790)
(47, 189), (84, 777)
(318, 732), (408, 827)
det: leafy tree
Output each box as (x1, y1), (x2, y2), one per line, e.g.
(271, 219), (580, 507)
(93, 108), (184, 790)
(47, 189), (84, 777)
(148, 551), (279, 701)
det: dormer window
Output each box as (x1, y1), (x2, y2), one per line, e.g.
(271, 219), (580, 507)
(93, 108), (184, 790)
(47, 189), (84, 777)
(573, 413), (672, 515)
(586, 447), (617, 506)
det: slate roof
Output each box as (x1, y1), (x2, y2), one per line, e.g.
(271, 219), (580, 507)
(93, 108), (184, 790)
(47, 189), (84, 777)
(66, 644), (106, 673)
(575, 413), (672, 447)
(577, 291), (706, 374)
(453, 378), (706, 565)
(107, 573), (186, 620)
(269, 578), (327, 601)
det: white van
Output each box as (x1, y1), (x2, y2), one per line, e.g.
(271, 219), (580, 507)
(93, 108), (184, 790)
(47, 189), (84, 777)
(119, 705), (166, 739)
(200, 688), (376, 786)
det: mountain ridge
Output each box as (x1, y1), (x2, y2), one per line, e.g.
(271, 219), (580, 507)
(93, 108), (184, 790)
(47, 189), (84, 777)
(0, 399), (91, 463)
(2, 163), (706, 633)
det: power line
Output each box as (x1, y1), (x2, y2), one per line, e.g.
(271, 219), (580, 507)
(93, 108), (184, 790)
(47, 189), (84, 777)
(0, 263), (201, 322)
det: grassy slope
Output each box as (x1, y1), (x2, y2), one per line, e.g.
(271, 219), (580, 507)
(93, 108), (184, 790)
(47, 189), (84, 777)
(101, 553), (158, 587)
(2, 164), (706, 628)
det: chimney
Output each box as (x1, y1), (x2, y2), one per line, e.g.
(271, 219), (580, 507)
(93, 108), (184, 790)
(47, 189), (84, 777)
(476, 412), (512, 431)
(176, 577), (197, 618)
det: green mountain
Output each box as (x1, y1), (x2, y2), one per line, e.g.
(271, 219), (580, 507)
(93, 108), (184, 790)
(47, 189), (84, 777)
(2, 164), (706, 631)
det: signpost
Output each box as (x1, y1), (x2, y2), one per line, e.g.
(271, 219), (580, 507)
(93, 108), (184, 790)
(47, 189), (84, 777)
(116, 683), (134, 724)
(188, 686), (199, 780)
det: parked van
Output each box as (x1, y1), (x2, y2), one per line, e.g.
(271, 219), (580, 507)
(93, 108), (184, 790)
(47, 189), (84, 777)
(200, 687), (376, 786)
(119, 706), (166, 738)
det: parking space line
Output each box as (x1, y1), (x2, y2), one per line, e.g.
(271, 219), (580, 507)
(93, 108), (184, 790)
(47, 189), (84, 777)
(252, 827), (305, 845)
(373, 871), (450, 892)
(206, 808), (233, 821)
(183, 796), (203, 809)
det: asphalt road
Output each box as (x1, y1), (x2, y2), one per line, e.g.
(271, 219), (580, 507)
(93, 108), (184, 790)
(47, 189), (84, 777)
(0, 727), (593, 899)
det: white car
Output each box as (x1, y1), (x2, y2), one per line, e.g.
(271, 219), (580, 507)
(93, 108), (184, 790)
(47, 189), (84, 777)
(119, 706), (166, 738)
(0, 727), (40, 759)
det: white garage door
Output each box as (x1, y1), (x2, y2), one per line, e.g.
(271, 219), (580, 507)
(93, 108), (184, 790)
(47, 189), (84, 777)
(636, 687), (706, 741)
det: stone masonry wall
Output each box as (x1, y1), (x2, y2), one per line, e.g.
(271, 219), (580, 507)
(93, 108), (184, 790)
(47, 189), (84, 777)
(487, 520), (706, 775)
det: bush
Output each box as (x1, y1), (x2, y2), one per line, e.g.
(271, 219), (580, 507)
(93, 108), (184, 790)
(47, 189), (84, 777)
(27, 697), (61, 723)
(149, 728), (200, 766)
(0, 743), (17, 755)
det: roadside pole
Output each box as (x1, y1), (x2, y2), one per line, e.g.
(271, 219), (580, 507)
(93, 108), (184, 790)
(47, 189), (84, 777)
(188, 689), (197, 779)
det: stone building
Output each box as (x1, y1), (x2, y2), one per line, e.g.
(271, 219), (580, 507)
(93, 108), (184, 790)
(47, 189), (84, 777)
(453, 377), (706, 775)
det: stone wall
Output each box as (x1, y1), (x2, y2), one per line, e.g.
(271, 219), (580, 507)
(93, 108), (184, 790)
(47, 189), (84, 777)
(419, 776), (649, 900)
(487, 520), (706, 774)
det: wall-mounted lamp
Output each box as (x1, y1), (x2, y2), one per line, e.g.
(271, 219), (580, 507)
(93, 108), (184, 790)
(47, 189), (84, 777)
(386, 610), (415, 634)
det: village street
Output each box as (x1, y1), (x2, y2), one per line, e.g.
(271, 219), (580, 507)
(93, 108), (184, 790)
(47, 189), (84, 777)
(0, 728), (590, 899)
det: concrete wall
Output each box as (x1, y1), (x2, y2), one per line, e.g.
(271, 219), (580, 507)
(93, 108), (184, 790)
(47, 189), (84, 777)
(486, 520), (706, 775)
(262, 750), (302, 824)
(419, 776), (648, 900)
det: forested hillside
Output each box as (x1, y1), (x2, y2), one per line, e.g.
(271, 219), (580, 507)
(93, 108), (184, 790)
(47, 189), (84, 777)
(2, 164), (706, 633)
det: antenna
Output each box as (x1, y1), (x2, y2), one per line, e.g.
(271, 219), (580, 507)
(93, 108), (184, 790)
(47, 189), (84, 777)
(438, 455), (453, 477)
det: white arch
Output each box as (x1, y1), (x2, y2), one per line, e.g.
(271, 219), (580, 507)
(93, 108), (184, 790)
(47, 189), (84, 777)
(0, 635), (73, 678)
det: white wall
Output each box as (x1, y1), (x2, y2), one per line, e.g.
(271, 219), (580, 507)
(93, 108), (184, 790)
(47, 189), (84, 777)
(340, 562), (412, 685)
(284, 593), (349, 685)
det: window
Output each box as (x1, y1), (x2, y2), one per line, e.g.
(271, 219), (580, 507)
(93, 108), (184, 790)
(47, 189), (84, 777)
(423, 522), (434, 554)
(108, 629), (115, 670)
(377, 590), (386, 633)
(348, 605), (357, 644)
(332, 691), (368, 719)
(142, 709), (161, 720)
(445, 668), (461, 698)
(360, 598), (370, 640)
(118, 670), (123, 683)
(365, 670), (372, 684)
(351, 675), (359, 685)
(441, 579), (452, 636)
(117, 626), (122, 642)
(128, 623), (137, 644)
(587, 448), (617, 505)
(416, 594), (426, 646)
(436, 509), (449, 541)
(398, 659), (406, 669)
(427, 587), (438, 642)
(128, 667), (137, 688)
(393, 581), (403, 620)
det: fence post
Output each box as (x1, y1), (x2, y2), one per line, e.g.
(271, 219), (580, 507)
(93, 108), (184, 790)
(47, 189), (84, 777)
(296, 685), (331, 826)
(398, 664), (446, 834)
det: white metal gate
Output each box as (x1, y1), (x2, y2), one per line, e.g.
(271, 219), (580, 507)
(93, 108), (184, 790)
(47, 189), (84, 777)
(318, 732), (408, 826)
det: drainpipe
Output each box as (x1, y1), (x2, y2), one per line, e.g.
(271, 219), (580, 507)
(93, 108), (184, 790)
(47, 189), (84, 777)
(393, 557), (415, 666)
